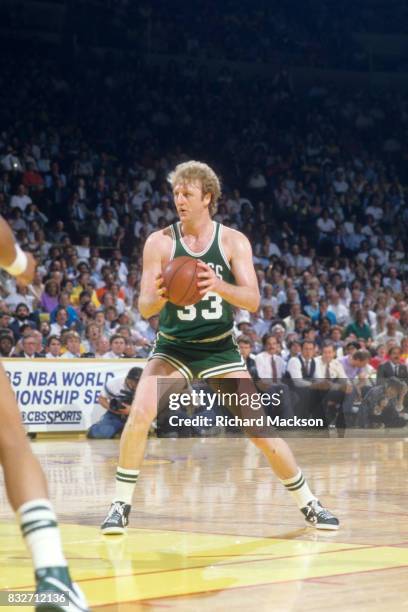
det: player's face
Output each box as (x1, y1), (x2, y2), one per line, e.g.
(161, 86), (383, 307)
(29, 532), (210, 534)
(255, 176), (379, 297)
(173, 181), (211, 221)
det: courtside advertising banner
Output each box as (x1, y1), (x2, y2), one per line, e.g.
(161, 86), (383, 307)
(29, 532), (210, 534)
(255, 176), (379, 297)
(2, 359), (147, 432)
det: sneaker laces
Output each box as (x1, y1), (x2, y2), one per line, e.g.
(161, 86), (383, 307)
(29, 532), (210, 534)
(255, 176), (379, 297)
(309, 500), (332, 520)
(108, 502), (126, 521)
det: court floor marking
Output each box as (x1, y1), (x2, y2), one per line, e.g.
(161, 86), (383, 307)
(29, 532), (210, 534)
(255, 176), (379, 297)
(2, 523), (408, 607)
(90, 563), (408, 608)
(8, 540), (370, 589)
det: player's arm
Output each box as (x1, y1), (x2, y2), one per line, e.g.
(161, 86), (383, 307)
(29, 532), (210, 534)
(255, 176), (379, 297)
(196, 229), (260, 312)
(138, 230), (171, 319)
(0, 215), (36, 285)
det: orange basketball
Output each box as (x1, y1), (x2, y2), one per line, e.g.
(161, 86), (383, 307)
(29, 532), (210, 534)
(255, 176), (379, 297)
(162, 256), (202, 306)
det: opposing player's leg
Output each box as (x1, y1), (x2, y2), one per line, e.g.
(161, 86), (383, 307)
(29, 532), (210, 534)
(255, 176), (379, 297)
(216, 370), (339, 530)
(0, 365), (89, 611)
(101, 357), (186, 534)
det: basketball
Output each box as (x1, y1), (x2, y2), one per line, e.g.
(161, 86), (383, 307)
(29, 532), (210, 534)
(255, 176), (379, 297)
(162, 256), (202, 306)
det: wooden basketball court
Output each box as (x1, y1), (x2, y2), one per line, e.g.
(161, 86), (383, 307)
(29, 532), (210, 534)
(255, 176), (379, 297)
(1, 435), (408, 611)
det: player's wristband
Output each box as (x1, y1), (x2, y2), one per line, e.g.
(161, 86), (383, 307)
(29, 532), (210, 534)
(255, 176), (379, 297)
(4, 245), (28, 276)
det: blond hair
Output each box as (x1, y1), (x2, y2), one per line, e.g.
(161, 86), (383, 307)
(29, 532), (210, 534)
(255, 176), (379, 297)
(168, 160), (221, 216)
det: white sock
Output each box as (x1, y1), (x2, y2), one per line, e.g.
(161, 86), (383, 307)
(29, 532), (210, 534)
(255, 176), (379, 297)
(280, 469), (317, 509)
(17, 498), (67, 570)
(113, 467), (139, 505)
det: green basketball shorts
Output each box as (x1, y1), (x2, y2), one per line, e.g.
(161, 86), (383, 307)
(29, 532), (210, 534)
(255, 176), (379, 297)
(149, 332), (247, 380)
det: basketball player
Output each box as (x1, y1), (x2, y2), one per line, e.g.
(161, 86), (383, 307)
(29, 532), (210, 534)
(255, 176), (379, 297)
(101, 161), (338, 533)
(0, 217), (89, 611)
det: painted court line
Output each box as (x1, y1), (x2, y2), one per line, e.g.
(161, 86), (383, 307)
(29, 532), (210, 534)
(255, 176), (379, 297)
(91, 564), (408, 608)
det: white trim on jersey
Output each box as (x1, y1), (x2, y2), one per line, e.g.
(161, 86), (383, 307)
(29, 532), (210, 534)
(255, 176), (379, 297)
(177, 220), (217, 257)
(169, 224), (176, 261)
(218, 223), (232, 270)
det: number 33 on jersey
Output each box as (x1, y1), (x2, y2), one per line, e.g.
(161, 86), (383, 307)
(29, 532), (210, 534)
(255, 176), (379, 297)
(159, 222), (234, 342)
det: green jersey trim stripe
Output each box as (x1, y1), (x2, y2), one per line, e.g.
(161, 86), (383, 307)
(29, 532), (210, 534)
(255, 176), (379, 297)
(218, 224), (231, 271)
(158, 328), (234, 344)
(150, 352), (193, 380)
(176, 221), (217, 257)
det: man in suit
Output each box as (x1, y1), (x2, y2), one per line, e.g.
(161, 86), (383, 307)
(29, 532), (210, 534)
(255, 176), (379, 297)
(377, 346), (408, 384)
(314, 341), (350, 430)
(286, 340), (320, 422)
(9, 303), (36, 340)
(13, 333), (43, 358)
(249, 333), (294, 420)
(237, 335), (259, 380)
(255, 333), (286, 380)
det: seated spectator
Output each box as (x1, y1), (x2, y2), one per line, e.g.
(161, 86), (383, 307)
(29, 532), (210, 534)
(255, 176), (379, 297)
(82, 322), (101, 354)
(283, 303), (302, 332)
(317, 299), (336, 325)
(62, 331), (82, 358)
(255, 334), (286, 380)
(95, 335), (110, 357)
(286, 340), (320, 420)
(104, 305), (119, 335)
(70, 272), (100, 307)
(254, 333), (293, 420)
(10, 184), (32, 212)
(344, 309), (372, 341)
(45, 335), (62, 359)
(9, 303), (37, 340)
(0, 311), (12, 335)
(40, 280), (60, 314)
(50, 291), (79, 327)
(0, 333), (14, 357)
(135, 314), (159, 345)
(123, 338), (139, 358)
(376, 346), (408, 383)
(237, 335), (259, 380)
(369, 344), (387, 370)
(375, 318), (404, 346)
(102, 334), (126, 359)
(5, 283), (36, 311)
(314, 341), (350, 429)
(327, 291), (349, 326)
(339, 349), (373, 426)
(361, 378), (408, 428)
(87, 367), (142, 439)
(49, 307), (71, 336)
(13, 333), (42, 358)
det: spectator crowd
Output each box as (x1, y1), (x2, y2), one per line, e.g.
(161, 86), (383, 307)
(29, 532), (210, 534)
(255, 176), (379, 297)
(1, 46), (408, 429)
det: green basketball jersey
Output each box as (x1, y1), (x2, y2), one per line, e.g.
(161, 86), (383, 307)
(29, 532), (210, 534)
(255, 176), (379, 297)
(159, 221), (234, 342)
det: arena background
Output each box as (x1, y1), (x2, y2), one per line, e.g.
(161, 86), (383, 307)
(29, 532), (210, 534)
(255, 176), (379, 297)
(1, 1), (408, 611)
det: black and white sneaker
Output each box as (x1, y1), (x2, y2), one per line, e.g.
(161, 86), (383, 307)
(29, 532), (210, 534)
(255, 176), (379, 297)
(100, 501), (131, 535)
(301, 499), (339, 530)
